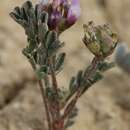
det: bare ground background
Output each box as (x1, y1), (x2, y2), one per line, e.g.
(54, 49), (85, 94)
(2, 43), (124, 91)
(0, 0), (130, 130)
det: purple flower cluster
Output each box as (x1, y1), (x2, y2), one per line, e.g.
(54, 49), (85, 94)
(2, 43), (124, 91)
(38, 0), (80, 32)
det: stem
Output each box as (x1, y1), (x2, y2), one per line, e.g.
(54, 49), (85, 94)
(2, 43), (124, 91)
(62, 93), (79, 119)
(62, 56), (102, 119)
(79, 56), (102, 97)
(49, 58), (60, 119)
(38, 80), (52, 130)
(27, 57), (52, 130)
(52, 120), (65, 130)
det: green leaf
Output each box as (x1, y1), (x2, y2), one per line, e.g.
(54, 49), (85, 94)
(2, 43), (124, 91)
(21, 7), (28, 21)
(46, 32), (65, 57)
(21, 1), (33, 21)
(10, 12), (22, 21)
(45, 87), (57, 102)
(69, 77), (76, 91)
(76, 70), (83, 86)
(98, 62), (115, 72)
(81, 72), (103, 95)
(45, 87), (52, 97)
(38, 23), (48, 43)
(40, 12), (48, 24)
(46, 31), (57, 49)
(92, 72), (103, 83)
(28, 38), (37, 53)
(48, 41), (65, 56)
(35, 4), (38, 19)
(55, 53), (66, 71)
(36, 65), (48, 79)
(23, 1), (33, 9)
(22, 48), (31, 59)
(14, 7), (21, 16)
(21, 1), (33, 14)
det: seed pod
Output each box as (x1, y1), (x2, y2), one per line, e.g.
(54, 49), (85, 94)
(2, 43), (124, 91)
(55, 53), (66, 71)
(83, 21), (118, 58)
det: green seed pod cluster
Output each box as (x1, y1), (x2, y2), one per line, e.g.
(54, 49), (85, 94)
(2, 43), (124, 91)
(83, 21), (118, 58)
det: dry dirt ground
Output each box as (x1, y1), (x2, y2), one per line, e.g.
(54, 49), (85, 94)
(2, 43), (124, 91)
(0, 0), (130, 130)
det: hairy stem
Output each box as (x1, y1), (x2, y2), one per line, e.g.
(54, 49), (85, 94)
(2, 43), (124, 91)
(62, 56), (102, 119)
(49, 58), (60, 119)
(38, 80), (52, 130)
(27, 57), (52, 130)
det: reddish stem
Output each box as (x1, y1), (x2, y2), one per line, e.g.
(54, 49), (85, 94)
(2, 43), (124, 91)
(52, 119), (65, 130)
(62, 56), (101, 120)
(38, 80), (52, 130)
(49, 58), (60, 119)
(28, 58), (52, 130)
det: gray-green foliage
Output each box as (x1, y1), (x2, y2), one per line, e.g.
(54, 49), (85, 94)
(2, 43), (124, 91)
(10, 1), (65, 79)
(68, 60), (114, 97)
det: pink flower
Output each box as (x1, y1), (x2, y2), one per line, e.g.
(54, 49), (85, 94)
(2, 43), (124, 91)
(38, 0), (80, 32)
(67, 0), (80, 25)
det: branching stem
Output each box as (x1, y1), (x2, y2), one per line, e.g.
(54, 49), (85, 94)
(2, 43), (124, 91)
(62, 56), (102, 119)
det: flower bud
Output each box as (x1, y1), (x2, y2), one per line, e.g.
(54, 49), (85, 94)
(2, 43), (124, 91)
(83, 21), (118, 58)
